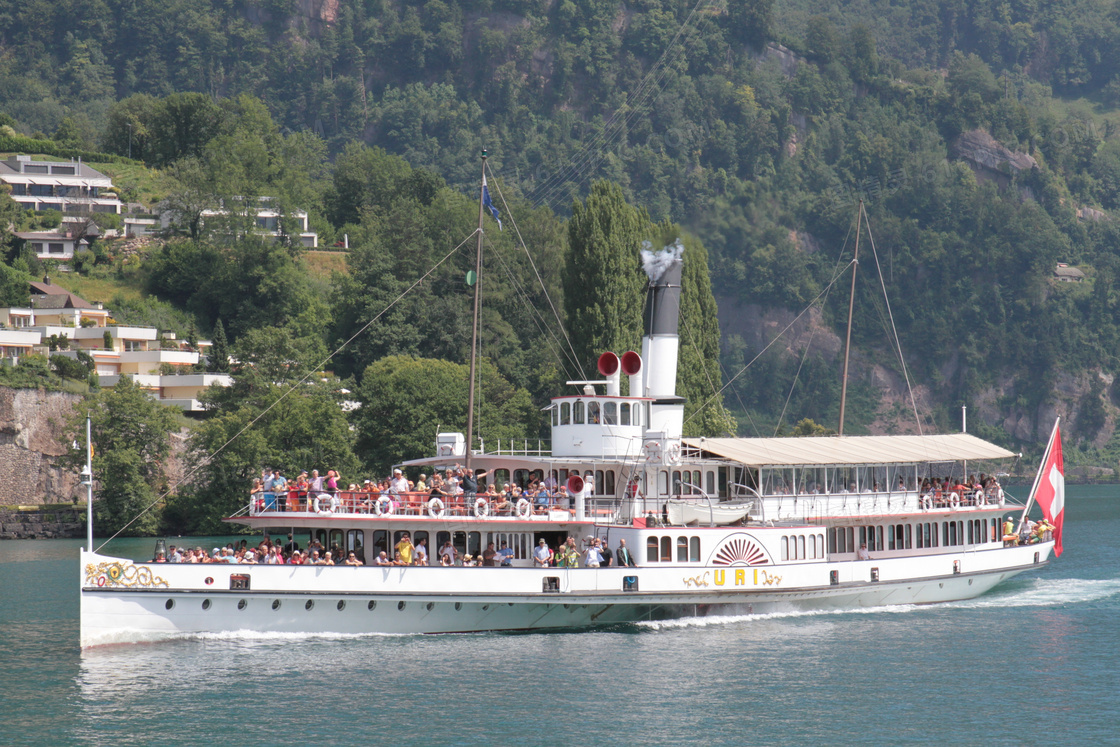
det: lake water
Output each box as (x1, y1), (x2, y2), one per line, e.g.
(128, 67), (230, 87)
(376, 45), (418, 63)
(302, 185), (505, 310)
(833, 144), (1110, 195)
(2, 487), (1118, 746)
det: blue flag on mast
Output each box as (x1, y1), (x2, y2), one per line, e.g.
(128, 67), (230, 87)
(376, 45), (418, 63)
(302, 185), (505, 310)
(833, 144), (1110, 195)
(482, 174), (502, 230)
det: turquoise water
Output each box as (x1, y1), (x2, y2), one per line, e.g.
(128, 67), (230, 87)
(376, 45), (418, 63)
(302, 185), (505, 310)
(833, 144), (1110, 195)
(1, 489), (1117, 746)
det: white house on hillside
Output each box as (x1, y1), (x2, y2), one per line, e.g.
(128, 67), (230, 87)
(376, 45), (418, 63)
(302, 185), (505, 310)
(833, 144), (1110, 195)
(160, 197), (318, 248)
(0, 155), (122, 214)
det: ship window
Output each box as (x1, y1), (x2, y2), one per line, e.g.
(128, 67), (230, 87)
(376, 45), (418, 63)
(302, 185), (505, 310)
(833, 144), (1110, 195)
(677, 536), (688, 562)
(620, 403), (630, 425)
(347, 530), (365, 563)
(644, 402), (650, 427)
(646, 536), (659, 563)
(413, 531), (429, 560)
(809, 535), (817, 558)
(552, 406), (558, 426)
(658, 471), (668, 496)
(706, 471), (715, 495)
(560, 402), (570, 425)
(588, 401), (600, 424)
(514, 469), (531, 488)
(573, 400), (585, 424)
(604, 401), (617, 424)
(781, 536), (789, 561)
(372, 530), (388, 557)
(467, 532), (481, 556)
(798, 535), (806, 559)
(827, 529), (835, 554)
(846, 527), (854, 553)
(690, 537), (700, 562)
(672, 471), (682, 495)
(453, 531), (466, 557)
(968, 520), (974, 544)
(595, 471), (604, 492)
(605, 470), (615, 495)
(660, 536), (672, 562)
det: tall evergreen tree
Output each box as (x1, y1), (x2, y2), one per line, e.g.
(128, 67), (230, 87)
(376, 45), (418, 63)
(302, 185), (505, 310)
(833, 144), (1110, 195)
(564, 181), (650, 377)
(208, 318), (230, 373)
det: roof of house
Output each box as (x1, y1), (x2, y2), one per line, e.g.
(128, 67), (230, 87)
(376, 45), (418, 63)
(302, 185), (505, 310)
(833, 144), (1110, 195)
(29, 281), (95, 309)
(1054, 265), (1086, 279)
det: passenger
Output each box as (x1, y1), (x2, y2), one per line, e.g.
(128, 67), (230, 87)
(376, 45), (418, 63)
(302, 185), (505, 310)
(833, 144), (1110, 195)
(154, 551), (167, 563)
(856, 543), (871, 561)
(309, 549), (323, 564)
(288, 550), (304, 565)
(616, 538), (637, 567)
(599, 539), (614, 567)
(389, 468), (409, 496)
(283, 533), (300, 556)
(415, 538), (429, 566)
(462, 554), (475, 567)
(345, 552), (363, 567)
(584, 539), (603, 568)
(395, 533), (415, 565)
(497, 542), (515, 567)
(482, 542), (498, 567)
(439, 551), (453, 567)
(438, 540), (457, 566)
(534, 539), (551, 567)
(309, 469), (324, 494)
(392, 551), (406, 566)
(273, 470), (289, 510)
(416, 473), (429, 492)
(374, 551), (392, 566)
(557, 537), (579, 568)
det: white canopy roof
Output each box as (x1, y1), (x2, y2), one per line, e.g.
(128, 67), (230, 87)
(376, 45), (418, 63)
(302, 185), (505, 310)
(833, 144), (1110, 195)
(684, 434), (1016, 467)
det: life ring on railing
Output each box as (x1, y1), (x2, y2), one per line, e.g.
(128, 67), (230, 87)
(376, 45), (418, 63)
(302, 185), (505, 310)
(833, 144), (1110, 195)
(515, 498), (532, 519)
(373, 497), (394, 516)
(474, 498), (490, 518)
(973, 490), (985, 506)
(313, 493), (333, 514)
(438, 444), (453, 456)
(428, 497), (446, 519)
(948, 491), (960, 508)
(644, 442), (661, 463)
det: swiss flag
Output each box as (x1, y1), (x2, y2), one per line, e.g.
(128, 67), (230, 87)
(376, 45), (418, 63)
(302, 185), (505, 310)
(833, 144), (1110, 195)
(1033, 423), (1065, 557)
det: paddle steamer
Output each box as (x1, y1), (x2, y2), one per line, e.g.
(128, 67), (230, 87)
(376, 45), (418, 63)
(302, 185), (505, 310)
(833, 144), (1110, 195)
(79, 243), (1060, 646)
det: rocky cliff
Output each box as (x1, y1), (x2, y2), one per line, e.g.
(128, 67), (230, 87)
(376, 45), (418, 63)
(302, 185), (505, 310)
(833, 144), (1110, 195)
(0, 387), (84, 506)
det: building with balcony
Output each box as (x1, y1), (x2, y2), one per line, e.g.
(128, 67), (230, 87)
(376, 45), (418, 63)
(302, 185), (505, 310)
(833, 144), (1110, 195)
(17, 231), (91, 262)
(0, 155), (122, 214)
(160, 198), (318, 248)
(0, 328), (41, 364)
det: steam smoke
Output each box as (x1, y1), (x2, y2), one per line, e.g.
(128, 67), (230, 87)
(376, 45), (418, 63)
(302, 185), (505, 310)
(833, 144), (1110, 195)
(640, 238), (685, 282)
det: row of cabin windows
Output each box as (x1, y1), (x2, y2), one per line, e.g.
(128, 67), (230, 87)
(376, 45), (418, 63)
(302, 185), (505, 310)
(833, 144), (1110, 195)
(554, 400), (644, 427)
(645, 536), (702, 563)
(829, 519), (999, 554)
(780, 534), (826, 560)
(302, 529), (532, 564)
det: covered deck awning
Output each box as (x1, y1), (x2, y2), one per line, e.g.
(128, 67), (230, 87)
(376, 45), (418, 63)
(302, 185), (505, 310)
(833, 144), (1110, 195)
(683, 434), (1017, 467)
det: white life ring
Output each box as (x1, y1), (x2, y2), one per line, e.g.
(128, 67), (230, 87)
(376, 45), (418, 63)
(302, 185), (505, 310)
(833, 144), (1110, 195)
(948, 491), (960, 508)
(515, 498), (532, 519)
(474, 498), (490, 518)
(644, 442), (661, 463)
(313, 492), (333, 514)
(374, 497), (394, 516)
(427, 497), (446, 519)
(438, 444), (453, 456)
(666, 443), (682, 465)
(973, 489), (985, 506)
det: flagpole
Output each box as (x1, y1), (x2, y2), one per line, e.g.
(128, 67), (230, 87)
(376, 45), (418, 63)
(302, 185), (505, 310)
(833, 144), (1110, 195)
(838, 200), (862, 436)
(84, 413), (93, 550)
(1017, 417), (1059, 533)
(465, 151), (487, 472)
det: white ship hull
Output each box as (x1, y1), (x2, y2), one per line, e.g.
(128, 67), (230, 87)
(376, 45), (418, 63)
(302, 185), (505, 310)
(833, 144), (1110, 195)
(80, 542), (1052, 647)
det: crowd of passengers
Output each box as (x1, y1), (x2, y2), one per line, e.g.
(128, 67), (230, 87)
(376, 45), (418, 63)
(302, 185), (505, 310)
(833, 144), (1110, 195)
(152, 532), (641, 569)
(764, 473), (1004, 506)
(250, 464), (582, 514)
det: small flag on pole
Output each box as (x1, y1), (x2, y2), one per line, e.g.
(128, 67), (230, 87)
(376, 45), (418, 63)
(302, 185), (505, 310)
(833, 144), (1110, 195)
(482, 174), (502, 230)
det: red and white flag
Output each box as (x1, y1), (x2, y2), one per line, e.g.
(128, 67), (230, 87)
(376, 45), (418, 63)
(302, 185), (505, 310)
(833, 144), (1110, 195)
(1032, 423), (1065, 557)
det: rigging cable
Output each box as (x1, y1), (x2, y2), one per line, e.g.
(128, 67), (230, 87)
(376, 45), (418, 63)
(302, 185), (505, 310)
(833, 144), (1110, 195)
(861, 201), (924, 434)
(486, 164), (588, 380)
(94, 228), (481, 551)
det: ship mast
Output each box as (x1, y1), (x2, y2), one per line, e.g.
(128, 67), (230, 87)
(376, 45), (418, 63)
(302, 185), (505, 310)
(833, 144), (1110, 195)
(465, 150), (487, 471)
(838, 200), (862, 437)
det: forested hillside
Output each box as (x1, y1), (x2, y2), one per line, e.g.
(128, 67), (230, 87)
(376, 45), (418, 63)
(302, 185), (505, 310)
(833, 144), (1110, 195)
(5, 0), (1120, 499)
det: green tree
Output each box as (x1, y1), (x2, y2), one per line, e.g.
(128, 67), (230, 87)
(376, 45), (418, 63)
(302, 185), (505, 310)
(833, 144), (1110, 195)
(0, 260), (31, 307)
(208, 318), (230, 373)
(563, 181), (650, 376)
(352, 355), (538, 471)
(64, 377), (181, 537)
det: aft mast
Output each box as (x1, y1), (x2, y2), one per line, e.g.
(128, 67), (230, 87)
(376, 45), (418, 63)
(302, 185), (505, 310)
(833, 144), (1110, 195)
(838, 200), (863, 436)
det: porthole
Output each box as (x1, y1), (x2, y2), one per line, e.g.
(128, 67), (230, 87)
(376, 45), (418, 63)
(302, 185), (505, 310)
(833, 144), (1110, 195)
(201, 599), (211, 611)
(237, 599), (247, 611)
(454, 602), (462, 611)
(507, 602), (514, 607)
(398, 601), (406, 611)
(165, 599), (175, 611)
(481, 604), (489, 611)
(968, 579), (974, 586)
(425, 602), (434, 611)
(305, 599), (314, 611)
(272, 599), (281, 610)
(367, 600), (377, 611)
(337, 600), (346, 611)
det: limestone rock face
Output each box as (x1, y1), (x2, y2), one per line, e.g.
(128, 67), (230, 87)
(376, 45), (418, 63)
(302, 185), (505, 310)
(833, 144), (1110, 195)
(0, 387), (83, 506)
(953, 130), (1037, 177)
